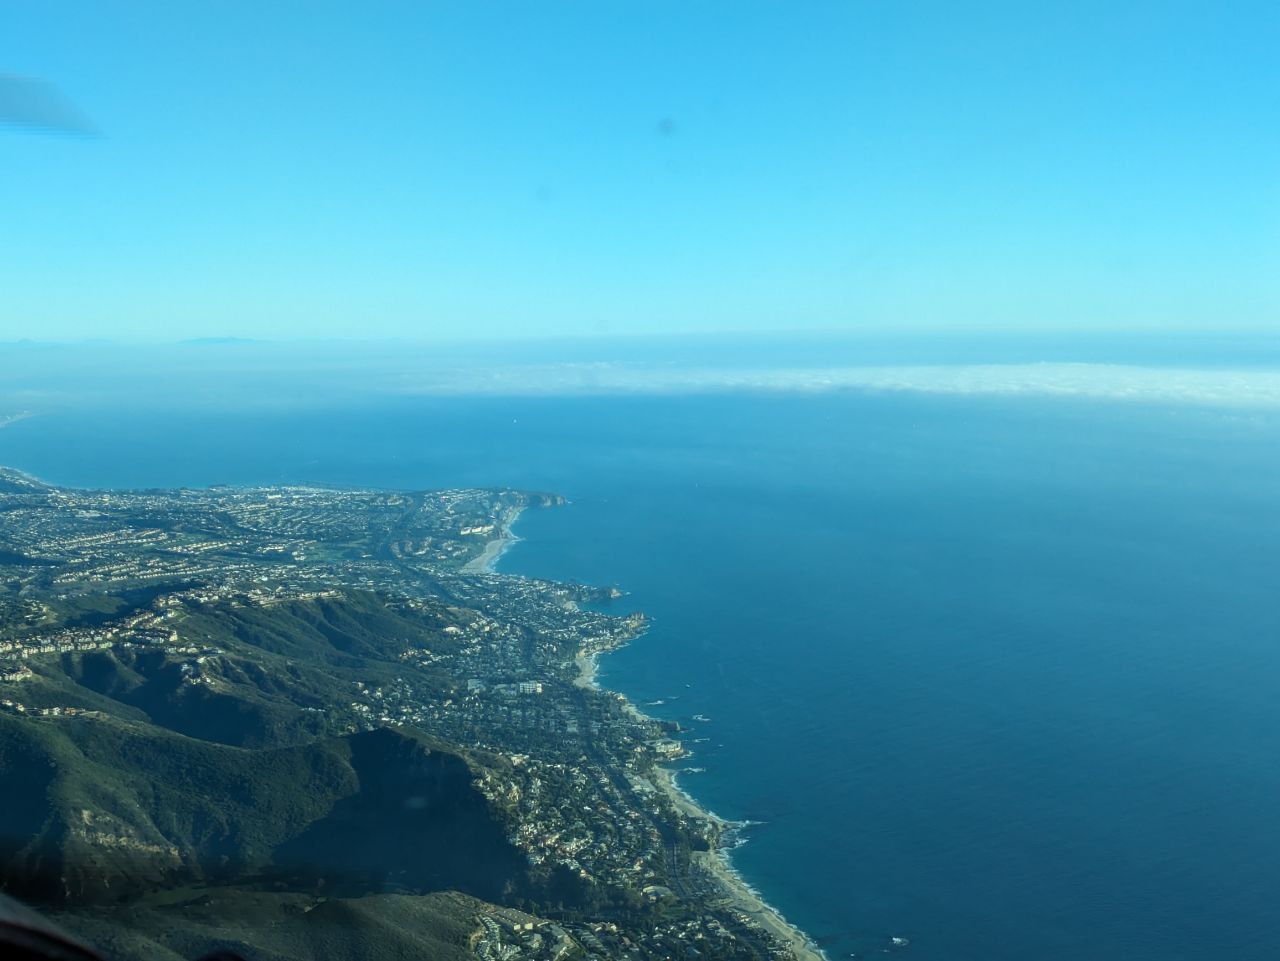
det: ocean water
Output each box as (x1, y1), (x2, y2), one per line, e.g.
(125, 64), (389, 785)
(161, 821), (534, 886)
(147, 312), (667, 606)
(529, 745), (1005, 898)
(3, 391), (1280, 960)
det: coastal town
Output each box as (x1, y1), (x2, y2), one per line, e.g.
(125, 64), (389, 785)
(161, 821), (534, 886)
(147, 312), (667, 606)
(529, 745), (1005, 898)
(0, 466), (823, 961)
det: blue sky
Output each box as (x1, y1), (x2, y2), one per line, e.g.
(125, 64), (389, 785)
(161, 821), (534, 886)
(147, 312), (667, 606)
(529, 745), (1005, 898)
(1, 1), (1277, 342)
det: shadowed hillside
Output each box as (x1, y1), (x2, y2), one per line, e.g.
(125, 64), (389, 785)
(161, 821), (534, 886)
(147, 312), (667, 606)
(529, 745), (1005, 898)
(0, 713), (527, 907)
(0, 592), (528, 912)
(53, 889), (484, 961)
(273, 727), (528, 901)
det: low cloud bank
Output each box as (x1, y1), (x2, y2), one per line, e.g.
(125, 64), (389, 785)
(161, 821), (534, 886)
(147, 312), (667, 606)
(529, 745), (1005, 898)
(5, 345), (1280, 412)
(393, 362), (1280, 407)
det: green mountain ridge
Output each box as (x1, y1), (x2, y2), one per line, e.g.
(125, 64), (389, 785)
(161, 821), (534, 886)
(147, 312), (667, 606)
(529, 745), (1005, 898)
(0, 472), (799, 961)
(2, 593), (525, 910)
(54, 889), (485, 961)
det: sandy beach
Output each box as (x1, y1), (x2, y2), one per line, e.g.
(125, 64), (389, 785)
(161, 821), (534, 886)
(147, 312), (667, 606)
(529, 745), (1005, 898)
(462, 505), (526, 573)
(573, 652), (599, 689)
(573, 650), (827, 961)
(495, 507), (824, 961)
(689, 842), (827, 961)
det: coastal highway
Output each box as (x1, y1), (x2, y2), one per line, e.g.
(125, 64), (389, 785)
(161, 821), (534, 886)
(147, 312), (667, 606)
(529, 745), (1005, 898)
(663, 832), (784, 961)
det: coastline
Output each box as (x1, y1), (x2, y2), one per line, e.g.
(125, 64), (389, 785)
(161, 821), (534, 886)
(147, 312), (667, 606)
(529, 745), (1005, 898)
(7, 458), (832, 960)
(462, 504), (526, 573)
(573, 645), (827, 961)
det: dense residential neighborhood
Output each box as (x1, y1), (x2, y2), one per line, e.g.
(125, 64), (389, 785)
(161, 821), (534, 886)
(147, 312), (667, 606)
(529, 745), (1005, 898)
(0, 467), (814, 961)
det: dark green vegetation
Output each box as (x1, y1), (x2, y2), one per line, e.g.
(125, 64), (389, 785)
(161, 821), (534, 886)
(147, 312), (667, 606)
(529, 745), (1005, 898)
(0, 593), (559, 961)
(54, 890), (485, 961)
(0, 470), (793, 961)
(1, 595), (528, 904)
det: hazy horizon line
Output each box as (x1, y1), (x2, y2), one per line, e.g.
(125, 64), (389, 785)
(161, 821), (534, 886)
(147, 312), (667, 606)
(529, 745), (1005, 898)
(3, 327), (1278, 350)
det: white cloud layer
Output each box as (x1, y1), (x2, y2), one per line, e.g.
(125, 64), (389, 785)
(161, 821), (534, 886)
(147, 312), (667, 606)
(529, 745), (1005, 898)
(395, 362), (1280, 407)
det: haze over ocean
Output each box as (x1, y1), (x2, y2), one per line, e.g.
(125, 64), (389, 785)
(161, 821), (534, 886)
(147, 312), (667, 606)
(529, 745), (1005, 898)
(7, 0), (1279, 954)
(3, 383), (1279, 960)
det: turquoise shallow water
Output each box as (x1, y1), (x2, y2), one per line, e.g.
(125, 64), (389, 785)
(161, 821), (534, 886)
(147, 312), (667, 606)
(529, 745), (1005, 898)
(4, 392), (1280, 960)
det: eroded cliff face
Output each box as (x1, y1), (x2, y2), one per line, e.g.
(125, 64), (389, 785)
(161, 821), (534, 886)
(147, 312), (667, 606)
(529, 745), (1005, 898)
(528, 493), (568, 509)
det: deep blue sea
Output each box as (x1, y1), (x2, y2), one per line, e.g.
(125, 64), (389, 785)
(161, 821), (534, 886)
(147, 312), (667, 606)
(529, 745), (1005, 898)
(3, 391), (1280, 960)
